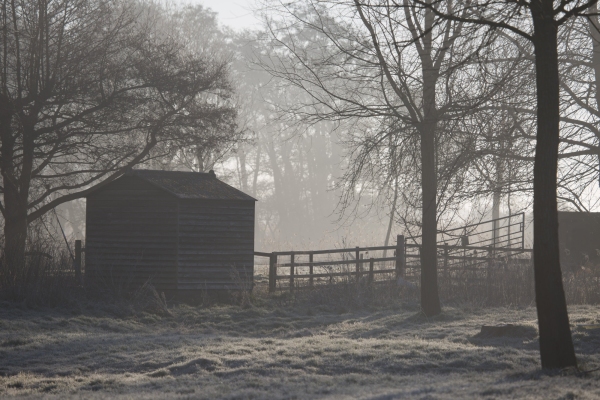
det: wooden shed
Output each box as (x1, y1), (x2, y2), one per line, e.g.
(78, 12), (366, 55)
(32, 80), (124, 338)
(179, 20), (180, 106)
(84, 169), (256, 295)
(558, 211), (600, 273)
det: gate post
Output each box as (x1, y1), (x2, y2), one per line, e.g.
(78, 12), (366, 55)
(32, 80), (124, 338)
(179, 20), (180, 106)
(309, 252), (314, 288)
(269, 253), (277, 293)
(395, 235), (405, 279)
(290, 252), (295, 293)
(355, 247), (360, 281)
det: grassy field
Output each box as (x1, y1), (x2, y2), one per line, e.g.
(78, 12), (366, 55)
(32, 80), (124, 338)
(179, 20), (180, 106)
(1, 294), (599, 399)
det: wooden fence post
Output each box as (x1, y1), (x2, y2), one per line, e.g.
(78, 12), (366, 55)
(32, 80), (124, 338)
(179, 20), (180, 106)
(290, 252), (295, 293)
(74, 240), (82, 285)
(360, 253), (365, 281)
(269, 253), (277, 293)
(395, 235), (405, 279)
(487, 246), (493, 288)
(461, 235), (468, 269)
(355, 247), (360, 281)
(369, 257), (374, 284)
(309, 252), (314, 288)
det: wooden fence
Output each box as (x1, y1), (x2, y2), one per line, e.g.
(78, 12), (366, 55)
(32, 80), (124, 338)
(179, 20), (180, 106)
(255, 236), (406, 293)
(256, 232), (533, 293)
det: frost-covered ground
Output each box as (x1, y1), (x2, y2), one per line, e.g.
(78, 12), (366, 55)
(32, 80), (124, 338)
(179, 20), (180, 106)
(1, 299), (599, 399)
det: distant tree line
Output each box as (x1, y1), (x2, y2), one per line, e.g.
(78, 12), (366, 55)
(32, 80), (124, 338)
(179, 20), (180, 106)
(258, 0), (600, 369)
(2, 0), (599, 370)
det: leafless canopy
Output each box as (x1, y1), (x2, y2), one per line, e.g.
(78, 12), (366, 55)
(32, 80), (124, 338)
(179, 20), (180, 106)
(0, 0), (239, 256)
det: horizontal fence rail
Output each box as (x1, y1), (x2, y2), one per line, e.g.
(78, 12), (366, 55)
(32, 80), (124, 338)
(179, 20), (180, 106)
(255, 239), (406, 293)
(255, 214), (534, 293)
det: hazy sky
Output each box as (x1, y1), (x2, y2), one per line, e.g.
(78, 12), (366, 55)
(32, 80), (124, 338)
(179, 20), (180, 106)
(177, 0), (262, 31)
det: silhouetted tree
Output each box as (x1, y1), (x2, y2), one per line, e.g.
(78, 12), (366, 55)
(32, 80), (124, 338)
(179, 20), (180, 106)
(261, 0), (512, 315)
(416, 0), (598, 370)
(0, 0), (237, 265)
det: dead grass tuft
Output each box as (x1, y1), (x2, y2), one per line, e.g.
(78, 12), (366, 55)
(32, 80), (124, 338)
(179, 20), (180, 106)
(0, 243), (81, 307)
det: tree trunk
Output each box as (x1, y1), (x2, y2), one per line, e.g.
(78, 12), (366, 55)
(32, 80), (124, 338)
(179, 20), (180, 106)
(530, 0), (577, 369)
(1, 154), (28, 268)
(420, 119), (441, 316)
(492, 192), (500, 245)
(3, 205), (28, 267)
(252, 143), (261, 197)
(383, 175), (399, 259)
(237, 145), (249, 192)
(417, 5), (441, 317)
(0, 96), (27, 267)
(492, 154), (502, 247)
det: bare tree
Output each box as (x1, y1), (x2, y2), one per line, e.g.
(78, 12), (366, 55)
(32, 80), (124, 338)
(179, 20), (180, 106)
(261, 0), (511, 315)
(416, 0), (600, 370)
(475, 15), (600, 213)
(154, 4), (246, 174)
(223, 30), (348, 250)
(0, 0), (237, 264)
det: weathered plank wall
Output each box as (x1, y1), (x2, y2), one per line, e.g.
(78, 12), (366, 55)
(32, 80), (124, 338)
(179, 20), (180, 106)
(85, 176), (178, 291)
(177, 199), (255, 291)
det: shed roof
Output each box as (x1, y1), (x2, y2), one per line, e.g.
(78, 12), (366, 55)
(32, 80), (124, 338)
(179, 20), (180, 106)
(88, 169), (257, 201)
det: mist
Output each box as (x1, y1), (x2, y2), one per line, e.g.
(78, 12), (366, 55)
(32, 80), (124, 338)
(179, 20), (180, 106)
(1, 0), (600, 398)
